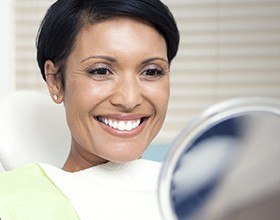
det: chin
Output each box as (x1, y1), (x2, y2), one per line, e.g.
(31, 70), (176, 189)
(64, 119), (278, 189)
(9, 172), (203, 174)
(99, 141), (148, 163)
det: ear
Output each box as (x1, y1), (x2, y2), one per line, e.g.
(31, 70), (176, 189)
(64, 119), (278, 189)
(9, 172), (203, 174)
(44, 60), (64, 104)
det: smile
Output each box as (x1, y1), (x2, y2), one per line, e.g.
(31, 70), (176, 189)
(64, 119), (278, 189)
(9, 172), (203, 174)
(96, 116), (144, 131)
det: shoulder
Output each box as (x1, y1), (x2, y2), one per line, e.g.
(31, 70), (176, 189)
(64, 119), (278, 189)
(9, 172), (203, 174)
(128, 159), (162, 176)
(0, 163), (79, 219)
(0, 163), (44, 196)
(136, 159), (162, 169)
(0, 163), (59, 197)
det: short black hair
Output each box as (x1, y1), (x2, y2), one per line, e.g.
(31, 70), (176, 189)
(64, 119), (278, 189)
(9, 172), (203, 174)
(36, 0), (180, 85)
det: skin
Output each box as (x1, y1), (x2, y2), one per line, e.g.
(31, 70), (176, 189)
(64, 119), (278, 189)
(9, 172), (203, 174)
(45, 17), (170, 172)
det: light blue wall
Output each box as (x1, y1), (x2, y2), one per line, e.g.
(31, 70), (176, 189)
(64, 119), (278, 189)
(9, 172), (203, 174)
(142, 143), (170, 162)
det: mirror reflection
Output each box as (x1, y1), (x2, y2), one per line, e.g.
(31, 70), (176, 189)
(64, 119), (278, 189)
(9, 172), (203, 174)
(172, 116), (244, 219)
(159, 100), (280, 220)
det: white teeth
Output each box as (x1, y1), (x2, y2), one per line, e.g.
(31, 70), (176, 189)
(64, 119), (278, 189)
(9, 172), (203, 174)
(118, 121), (125, 131)
(98, 117), (142, 131)
(132, 121), (137, 128)
(135, 119), (141, 128)
(125, 121), (133, 131)
(104, 118), (109, 125)
(113, 121), (118, 129)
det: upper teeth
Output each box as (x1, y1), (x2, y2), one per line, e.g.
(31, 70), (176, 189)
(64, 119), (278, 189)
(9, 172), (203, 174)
(99, 117), (141, 131)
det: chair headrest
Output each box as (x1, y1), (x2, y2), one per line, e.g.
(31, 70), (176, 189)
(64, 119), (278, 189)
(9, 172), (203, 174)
(0, 90), (70, 170)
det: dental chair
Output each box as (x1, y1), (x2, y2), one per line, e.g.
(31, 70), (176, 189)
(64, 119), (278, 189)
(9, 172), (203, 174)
(0, 90), (70, 171)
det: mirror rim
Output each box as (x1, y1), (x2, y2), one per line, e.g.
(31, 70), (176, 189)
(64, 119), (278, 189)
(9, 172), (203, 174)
(158, 97), (280, 220)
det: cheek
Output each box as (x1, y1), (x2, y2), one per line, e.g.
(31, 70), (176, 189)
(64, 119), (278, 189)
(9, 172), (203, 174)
(63, 78), (115, 143)
(143, 79), (170, 113)
(64, 78), (113, 111)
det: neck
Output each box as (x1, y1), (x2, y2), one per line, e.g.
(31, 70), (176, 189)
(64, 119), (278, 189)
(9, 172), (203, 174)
(62, 141), (108, 172)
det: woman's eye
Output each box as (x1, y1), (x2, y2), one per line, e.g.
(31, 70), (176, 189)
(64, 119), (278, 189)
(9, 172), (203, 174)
(86, 66), (113, 80)
(88, 67), (110, 75)
(145, 68), (164, 76)
(141, 67), (165, 80)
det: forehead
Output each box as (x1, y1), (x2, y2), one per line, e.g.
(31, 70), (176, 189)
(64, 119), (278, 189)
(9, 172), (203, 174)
(72, 17), (167, 60)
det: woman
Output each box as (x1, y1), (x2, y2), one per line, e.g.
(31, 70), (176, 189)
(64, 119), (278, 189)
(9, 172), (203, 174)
(0, 0), (179, 219)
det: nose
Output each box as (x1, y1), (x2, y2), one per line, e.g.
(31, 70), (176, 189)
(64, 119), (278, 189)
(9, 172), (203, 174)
(110, 76), (143, 111)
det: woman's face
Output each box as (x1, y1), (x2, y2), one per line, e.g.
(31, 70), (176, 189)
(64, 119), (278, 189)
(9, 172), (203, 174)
(53, 17), (169, 169)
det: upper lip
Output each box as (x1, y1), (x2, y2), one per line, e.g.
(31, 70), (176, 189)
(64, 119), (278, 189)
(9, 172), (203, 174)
(95, 114), (148, 121)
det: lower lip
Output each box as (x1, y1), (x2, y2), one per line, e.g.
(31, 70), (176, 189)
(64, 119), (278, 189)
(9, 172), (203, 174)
(95, 118), (147, 138)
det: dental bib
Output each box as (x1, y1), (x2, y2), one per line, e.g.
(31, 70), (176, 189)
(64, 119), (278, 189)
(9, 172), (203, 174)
(40, 159), (162, 220)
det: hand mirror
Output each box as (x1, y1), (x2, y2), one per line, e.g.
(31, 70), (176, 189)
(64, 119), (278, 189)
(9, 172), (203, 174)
(158, 97), (280, 220)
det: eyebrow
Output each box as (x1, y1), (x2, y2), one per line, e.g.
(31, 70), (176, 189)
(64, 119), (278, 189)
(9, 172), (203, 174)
(141, 57), (169, 65)
(80, 55), (168, 65)
(81, 55), (117, 63)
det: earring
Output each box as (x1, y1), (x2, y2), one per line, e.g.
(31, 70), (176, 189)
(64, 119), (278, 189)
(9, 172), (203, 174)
(53, 95), (58, 101)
